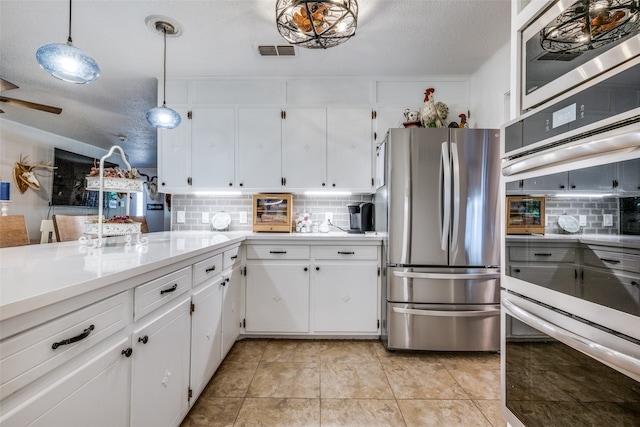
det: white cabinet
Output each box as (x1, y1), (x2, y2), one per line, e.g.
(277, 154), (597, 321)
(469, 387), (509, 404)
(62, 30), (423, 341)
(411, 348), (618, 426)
(190, 278), (224, 402)
(245, 262), (310, 333)
(327, 108), (373, 191)
(619, 158), (640, 192)
(238, 107), (282, 189)
(282, 108), (327, 189)
(221, 264), (242, 357)
(131, 297), (191, 427)
(0, 337), (131, 427)
(158, 106), (191, 191)
(191, 108), (236, 188)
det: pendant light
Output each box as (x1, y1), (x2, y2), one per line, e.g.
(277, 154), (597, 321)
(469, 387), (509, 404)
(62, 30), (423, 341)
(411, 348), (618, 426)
(146, 21), (181, 129)
(36, 0), (100, 84)
(276, 0), (358, 49)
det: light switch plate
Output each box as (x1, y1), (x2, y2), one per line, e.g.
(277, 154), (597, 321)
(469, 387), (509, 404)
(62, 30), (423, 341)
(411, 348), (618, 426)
(177, 210), (186, 224)
(603, 214), (613, 226)
(239, 211), (248, 224)
(579, 215), (587, 226)
(202, 212), (209, 223)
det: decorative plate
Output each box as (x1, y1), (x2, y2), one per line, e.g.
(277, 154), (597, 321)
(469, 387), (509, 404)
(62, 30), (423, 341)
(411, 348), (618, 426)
(212, 212), (231, 230)
(558, 215), (580, 233)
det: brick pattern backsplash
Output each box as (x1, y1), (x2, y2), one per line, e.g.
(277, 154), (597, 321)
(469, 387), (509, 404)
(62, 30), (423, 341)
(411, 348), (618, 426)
(171, 194), (373, 232)
(545, 196), (619, 235)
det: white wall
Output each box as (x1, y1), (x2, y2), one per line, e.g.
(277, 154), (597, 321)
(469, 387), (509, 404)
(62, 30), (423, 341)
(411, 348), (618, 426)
(469, 42), (511, 129)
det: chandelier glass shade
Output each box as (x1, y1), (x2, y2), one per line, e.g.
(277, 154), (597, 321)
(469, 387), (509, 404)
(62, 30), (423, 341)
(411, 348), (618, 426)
(540, 0), (640, 54)
(147, 21), (181, 130)
(36, 0), (100, 84)
(276, 0), (358, 49)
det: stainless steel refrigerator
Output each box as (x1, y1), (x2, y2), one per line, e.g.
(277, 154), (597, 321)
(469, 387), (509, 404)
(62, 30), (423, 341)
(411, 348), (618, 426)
(376, 128), (501, 351)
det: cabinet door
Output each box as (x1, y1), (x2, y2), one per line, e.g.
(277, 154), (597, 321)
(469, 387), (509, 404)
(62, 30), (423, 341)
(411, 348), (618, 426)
(522, 172), (568, 193)
(158, 107), (191, 192)
(238, 107), (282, 189)
(245, 262), (309, 333)
(190, 279), (223, 402)
(568, 163), (616, 191)
(327, 108), (373, 190)
(283, 108), (327, 189)
(221, 265), (242, 357)
(313, 262), (378, 333)
(582, 267), (640, 316)
(0, 338), (131, 427)
(131, 297), (191, 427)
(618, 158), (640, 192)
(510, 264), (578, 296)
(191, 108), (236, 188)
(374, 108), (403, 145)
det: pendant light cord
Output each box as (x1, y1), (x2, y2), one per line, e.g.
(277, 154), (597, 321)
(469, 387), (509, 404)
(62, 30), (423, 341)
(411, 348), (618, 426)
(67, 0), (73, 44)
(162, 25), (167, 107)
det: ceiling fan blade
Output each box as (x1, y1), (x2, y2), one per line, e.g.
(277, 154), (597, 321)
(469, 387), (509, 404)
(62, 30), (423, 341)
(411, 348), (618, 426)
(0, 78), (19, 92)
(0, 96), (62, 115)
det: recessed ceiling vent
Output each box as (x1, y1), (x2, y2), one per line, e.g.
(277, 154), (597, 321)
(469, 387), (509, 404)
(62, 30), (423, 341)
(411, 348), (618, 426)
(258, 45), (296, 56)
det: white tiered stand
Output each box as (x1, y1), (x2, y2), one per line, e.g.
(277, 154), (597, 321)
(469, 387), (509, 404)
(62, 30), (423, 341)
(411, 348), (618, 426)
(80, 145), (147, 248)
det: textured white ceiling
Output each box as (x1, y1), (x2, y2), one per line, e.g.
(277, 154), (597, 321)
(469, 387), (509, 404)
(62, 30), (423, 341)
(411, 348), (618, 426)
(0, 0), (511, 167)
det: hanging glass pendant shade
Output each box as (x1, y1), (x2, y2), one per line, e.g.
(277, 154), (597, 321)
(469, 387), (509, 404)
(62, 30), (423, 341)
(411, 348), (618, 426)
(36, 0), (100, 84)
(147, 21), (181, 129)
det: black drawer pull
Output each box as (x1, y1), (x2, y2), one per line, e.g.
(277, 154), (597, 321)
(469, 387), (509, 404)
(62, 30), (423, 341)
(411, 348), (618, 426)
(533, 253), (552, 257)
(160, 284), (178, 295)
(221, 279), (226, 286)
(205, 265), (216, 273)
(138, 335), (149, 344)
(121, 348), (133, 357)
(338, 251), (355, 255)
(513, 268), (521, 273)
(600, 258), (621, 264)
(304, 267), (308, 271)
(230, 255), (238, 260)
(52, 325), (95, 350)
(631, 281), (638, 287)
(270, 251), (287, 254)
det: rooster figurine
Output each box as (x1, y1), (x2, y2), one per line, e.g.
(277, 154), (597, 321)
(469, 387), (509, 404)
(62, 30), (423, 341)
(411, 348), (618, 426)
(420, 88), (448, 128)
(458, 113), (468, 128)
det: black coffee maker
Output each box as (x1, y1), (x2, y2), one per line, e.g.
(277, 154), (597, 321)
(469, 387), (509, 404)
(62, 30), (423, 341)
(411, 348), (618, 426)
(347, 202), (374, 233)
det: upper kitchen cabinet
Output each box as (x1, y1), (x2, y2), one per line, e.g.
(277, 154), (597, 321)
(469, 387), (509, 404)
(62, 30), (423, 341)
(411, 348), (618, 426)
(619, 158), (640, 192)
(158, 106), (191, 192)
(238, 107), (283, 189)
(506, 163), (620, 195)
(568, 163), (617, 192)
(282, 108), (327, 189)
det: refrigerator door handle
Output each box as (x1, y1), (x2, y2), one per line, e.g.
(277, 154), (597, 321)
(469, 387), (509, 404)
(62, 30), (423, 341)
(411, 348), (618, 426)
(503, 298), (640, 380)
(440, 142), (451, 251)
(393, 307), (501, 317)
(450, 141), (461, 253)
(393, 271), (500, 280)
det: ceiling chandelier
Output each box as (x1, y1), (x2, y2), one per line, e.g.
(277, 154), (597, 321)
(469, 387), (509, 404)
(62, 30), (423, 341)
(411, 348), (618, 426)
(146, 20), (181, 130)
(540, 0), (640, 54)
(275, 0), (358, 49)
(36, 0), (100, 84)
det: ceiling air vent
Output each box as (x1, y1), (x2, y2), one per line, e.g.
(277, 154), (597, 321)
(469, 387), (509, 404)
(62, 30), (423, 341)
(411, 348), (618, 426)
(258, 45), (296, 56)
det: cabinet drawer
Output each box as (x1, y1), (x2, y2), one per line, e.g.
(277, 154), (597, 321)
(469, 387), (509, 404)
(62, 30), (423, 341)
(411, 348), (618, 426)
(223, 246), (241, 270)
(314, 245), (378, 260)
(194, 254), (223, 286)
(246, 245), (309, 260)
(0, 292), (130, 399)
(509, 246), (576, 262)
(134, 267), (191, 321)
(583, 249), (640, 274)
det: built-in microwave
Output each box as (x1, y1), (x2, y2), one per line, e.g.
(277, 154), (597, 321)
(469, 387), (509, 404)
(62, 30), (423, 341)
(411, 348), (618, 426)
(521, 0), (640, 111)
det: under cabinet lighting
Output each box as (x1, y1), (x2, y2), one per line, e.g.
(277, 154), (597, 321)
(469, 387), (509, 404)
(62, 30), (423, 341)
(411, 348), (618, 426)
(553, 193), (614, 198)
(193, 191), (242, 196)
(304, 190), (352, 196)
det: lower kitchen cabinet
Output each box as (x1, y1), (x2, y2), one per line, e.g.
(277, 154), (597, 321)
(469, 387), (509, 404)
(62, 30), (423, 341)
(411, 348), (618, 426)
(313, 262), (379, 333)
(509, 264), (578, 296)
(245, 262), (310, 333)
(131, 297), (191, 427)
(0, 337), (131, 427)
(190, 278), (224, 402)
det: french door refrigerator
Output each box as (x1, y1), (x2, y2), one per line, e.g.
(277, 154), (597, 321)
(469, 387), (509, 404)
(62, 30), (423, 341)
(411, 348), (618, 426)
(377, 127), (501, 351)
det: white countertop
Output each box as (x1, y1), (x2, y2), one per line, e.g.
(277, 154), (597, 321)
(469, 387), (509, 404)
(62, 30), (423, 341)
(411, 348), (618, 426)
(506, 233), (640, 249)
(0, 230), (382, 322)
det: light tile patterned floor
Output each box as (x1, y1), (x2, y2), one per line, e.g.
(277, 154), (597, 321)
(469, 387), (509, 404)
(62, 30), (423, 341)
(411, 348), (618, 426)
(181, 339), (506, 427)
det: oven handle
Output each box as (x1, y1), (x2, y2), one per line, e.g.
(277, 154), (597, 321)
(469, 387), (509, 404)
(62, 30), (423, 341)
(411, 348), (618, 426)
(503, 298), (640, 378)
(393, 307), (500, 317)
(393, 271), (500, 280)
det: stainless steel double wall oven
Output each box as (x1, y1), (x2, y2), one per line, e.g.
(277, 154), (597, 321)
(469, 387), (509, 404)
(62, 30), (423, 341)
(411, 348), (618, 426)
(502, 1), (640, 424)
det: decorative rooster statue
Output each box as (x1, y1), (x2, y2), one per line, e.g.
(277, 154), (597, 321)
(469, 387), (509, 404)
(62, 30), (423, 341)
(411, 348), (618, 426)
(459, 113), (468, 128)
(420, 88), (448, 128)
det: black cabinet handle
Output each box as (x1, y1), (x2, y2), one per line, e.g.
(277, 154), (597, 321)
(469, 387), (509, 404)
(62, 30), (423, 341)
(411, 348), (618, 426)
(338, 251), (355, 255)
(332, 183), (336, 187)
(322, 183), (326, 187)
(316, 266), (320, 271)
(534, 253), (552, 257)
(121, 348), (133, 357)
(206, 265), (216, 273)
(138, 335), (149, 344)
(571, 185), (576, 189)
(631, 281), (638, 287)
(513, 268), (521, 273)
(229, 182), (233, 186)
(560, 185), (565, 189)
(240, 183), (244, 187)
(600, 258), (621, 264)
(230, 255), (238, 260)
(270, 250), (287, 254)
(221, 279), (226, 287)
(160, 284), (178, 295)
(52, 325), (95, 350)
(304, 267), (308, 271)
